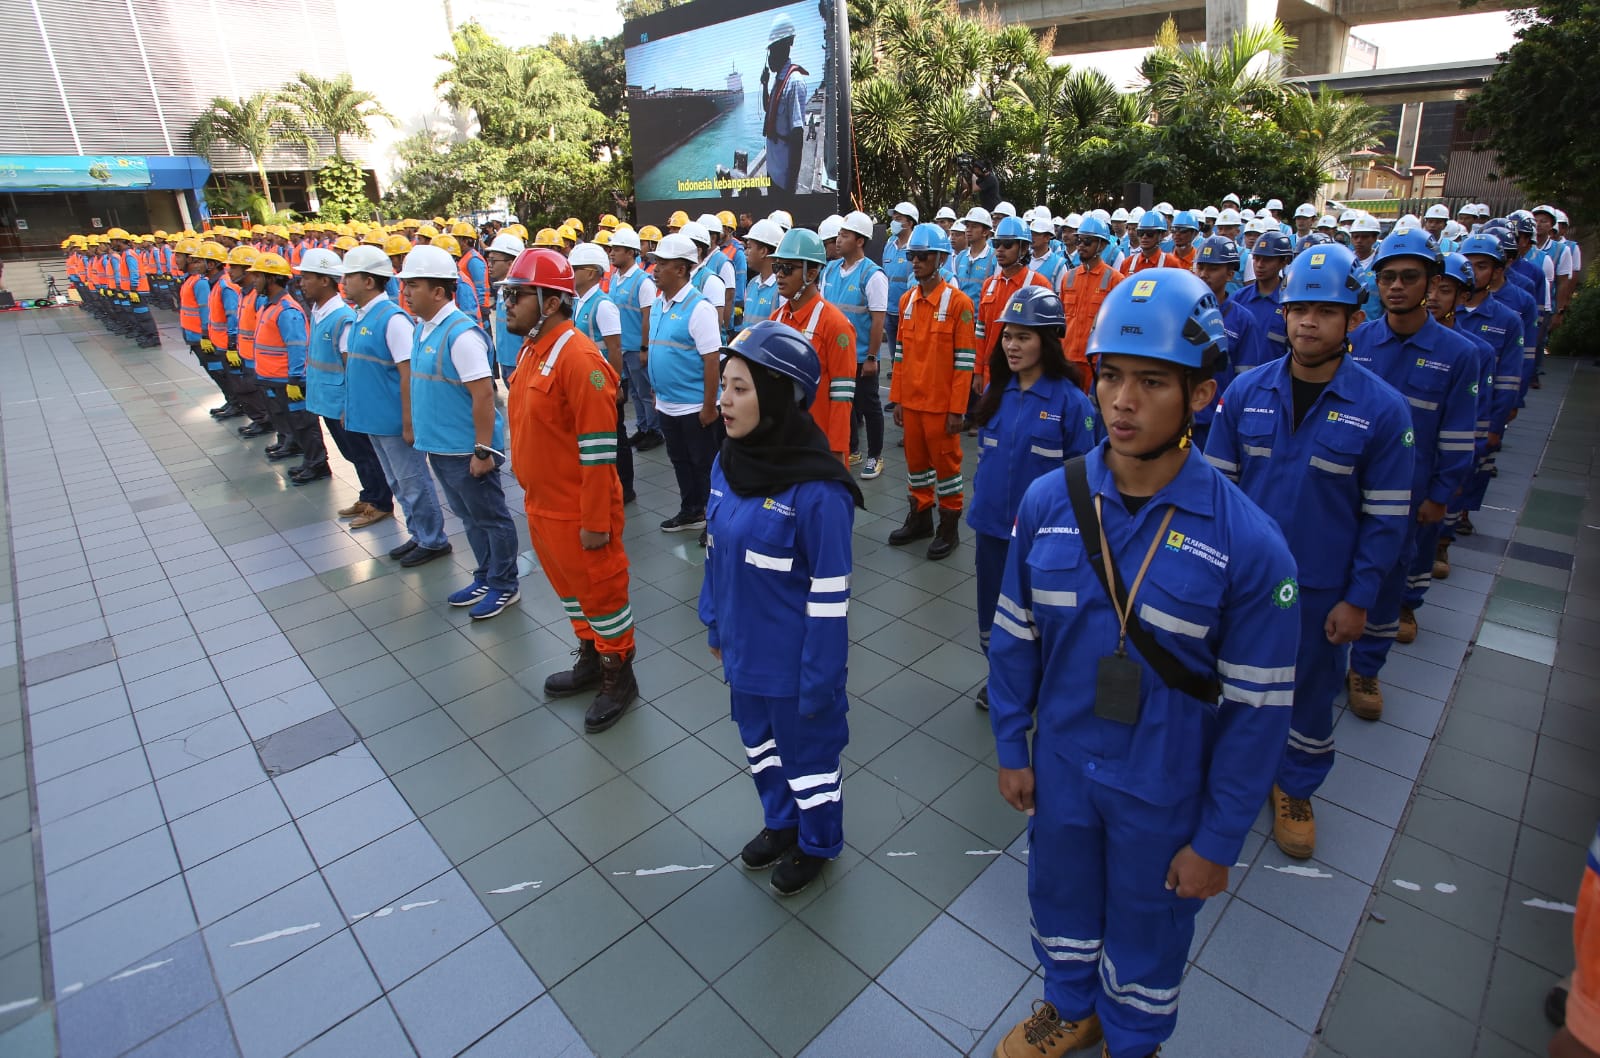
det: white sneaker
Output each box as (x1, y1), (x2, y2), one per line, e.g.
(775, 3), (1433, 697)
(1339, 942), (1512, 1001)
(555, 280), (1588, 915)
(861, 457), (883, 479)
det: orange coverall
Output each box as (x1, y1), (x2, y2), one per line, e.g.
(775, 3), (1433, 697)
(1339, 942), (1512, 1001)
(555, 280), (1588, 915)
(771, 291), (857, 460)
(890, 281), (976, 513)
(975, 265), (1050, 388)
(1060, 259), (1125, 391)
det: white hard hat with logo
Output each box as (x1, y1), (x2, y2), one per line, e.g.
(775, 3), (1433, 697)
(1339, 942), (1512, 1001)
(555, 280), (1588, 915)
(487, 233), (526, 257)
(892, 201), (920, 222)
(962, 207), (993, 229)
(1424, 204), (1451, 220)
(569, 244), (609, 270)
(295, 247), (343, 277)
(650, 233), (700, 264)
(680, 221), (712, 247)
(340, 245), (394, 278)
(818, 214), (845, 240)
(841, 211), (875, 239)
(396, 245), (458, 279)
(745, 219), (786, 249)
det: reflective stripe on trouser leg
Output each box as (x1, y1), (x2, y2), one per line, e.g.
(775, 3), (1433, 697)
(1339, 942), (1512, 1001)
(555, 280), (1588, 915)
(1403, 520), (1443, 610)
(903, 410), (938, 512)
(1349, 522), (1415, 678)
(525, 509), (634, 654)
(731, 688), (848, 858)
(1277, 586), (1343, 799)
(732, 690), (798, 833)
(1030, 750), (1107, 1024)
(974, 531), (1008, 655)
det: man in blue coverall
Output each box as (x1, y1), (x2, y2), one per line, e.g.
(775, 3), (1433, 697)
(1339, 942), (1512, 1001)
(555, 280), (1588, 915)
(989, 269), (1299, 1058)
(1345, 231), (1480, 720)
(1206, 244), (1413, 859)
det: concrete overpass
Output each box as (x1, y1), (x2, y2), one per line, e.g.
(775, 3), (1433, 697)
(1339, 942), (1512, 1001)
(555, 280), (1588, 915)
(966, 0), (1508, 75)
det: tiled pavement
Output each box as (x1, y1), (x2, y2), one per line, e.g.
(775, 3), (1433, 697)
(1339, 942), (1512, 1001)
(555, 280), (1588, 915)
(0, 304), (1591, 1058)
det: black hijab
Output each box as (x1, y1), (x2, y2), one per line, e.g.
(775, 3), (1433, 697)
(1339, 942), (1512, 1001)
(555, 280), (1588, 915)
(718, 355), (865, 509)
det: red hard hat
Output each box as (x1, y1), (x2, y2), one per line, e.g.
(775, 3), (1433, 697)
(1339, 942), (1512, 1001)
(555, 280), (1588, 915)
(503, 248), (574, 295)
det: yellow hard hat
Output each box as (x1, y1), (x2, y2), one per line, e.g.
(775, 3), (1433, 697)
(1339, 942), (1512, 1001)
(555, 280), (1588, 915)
(431, 216), (447, 227)
(666, 211), (690, 229)
(175, 239), (200, 255)
(431, 233), (462, 257)
(334, 235), (359, 251)
(400, 218), (421, 229)
(717, 210), (736, 229)
(362, 231), (388, 247)
(107, 227), (132, 240)
(181, 229), (198, 239)
(226, 245), (259, 266)
(564, 217), (585, 232)
(594, 230), (612, 246)
(60, 238), (72, 249)
(638, 225), (663, 242)
(69, 235), (87, 247)
(506, 223), (528, 240)
(416, 224), (439, 240)
(556, 225), (578, 243)
(195, 241), (228, 263)
(153, 229), (170, 240)
(598, 214), (619, 230)
(533, 227), (562, 247)
(613, 222), (635, 234)
(288, 222), (305, 234)
(250, 252), (292, 277)
(383, 234), (413, 257)
(450, 220), (477, 239)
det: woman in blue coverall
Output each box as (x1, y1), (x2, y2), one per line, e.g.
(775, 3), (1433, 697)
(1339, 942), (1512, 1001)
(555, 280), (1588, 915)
(967, 286), (1096, 711)
(699, 320), (865, 897)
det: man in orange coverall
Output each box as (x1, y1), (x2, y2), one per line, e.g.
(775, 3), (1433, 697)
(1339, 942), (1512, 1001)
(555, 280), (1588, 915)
(888, 222), (977, 562)
(769, 227), (856, 462)
(1550, 822), (1599, 1058)
(502, 248), (640, 734)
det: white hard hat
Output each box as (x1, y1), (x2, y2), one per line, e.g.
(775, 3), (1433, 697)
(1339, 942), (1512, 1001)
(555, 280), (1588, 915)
(487, 233), (526, 257)
(608, 228), (641, 252)
(650, 232), (700, 264)
(1216, 208), (1242, 226)
(396, 245), (458, 280)
(1424, 204), (1452, 220)
(339, 245), (394, 278)
(992, 201), (1017, 218)
(1531, 203), (1558, 218)
(1090, 209), (1111, 224)
(1444, 221), (1465, 239)
(1455, 203), (1478, 216)
(745, 219), (786, 249)
(1155, 201), (1173, 214)
(1030, 205), (1051, 222)
(892, 201), (920, 222)
(295, 247), (343, 277)
(1265, 198), (1285, 212)
(769, 13), (796, 44)
(962, 206), (993, 229)
(1244, 218), (1269, 234)
(695, 213), (723, 234)
(569, 243), (609, 270)
(1240, 208), (1256, 220)
(1317, 215), (1337, 229)
(1339, 208), (1359, 223)
(1294, 203), (1317, 218)
(949, 220), (967, 234)
(1472, 203), (1491, 217)
(935, 206), (958, 222)
(1556, 208), (1568, 223)
(1128, 206), (1145, 221)
(768, 209), (794, 231)
(1110, 207), (1129, 222)
(1222, 192), (1241, 205)
(1065, 212), (1083, 228)
(680, 221), (711, 247)
(1052, 217), (1066, 228)
(1349, 214), (1382, 234)
(1029, 216), (1054, 235)
(1202, 206), (1219, 220)
(841, 211), (875, 239)
(818, 214), (845, 240)
(1397, 213), (1421, 228)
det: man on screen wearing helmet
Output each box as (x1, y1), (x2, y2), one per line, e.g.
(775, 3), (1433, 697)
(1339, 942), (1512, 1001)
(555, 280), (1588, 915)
(1345, 231), (1480, 720)
(1207, 244), (1412, 861)
(762, 14), (810, 192)
(775, 228), (857, 463)
(503, 248), (640, 734)
(990, 269), (1298, 1058)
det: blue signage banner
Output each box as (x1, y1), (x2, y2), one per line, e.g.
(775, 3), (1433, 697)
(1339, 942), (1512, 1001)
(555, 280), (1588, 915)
(0, 155), (153, 190)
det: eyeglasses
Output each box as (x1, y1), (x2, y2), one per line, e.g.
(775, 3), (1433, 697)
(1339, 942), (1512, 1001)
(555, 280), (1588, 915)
(906, 251), (940, 262)
(993, 239), (1027, 250)
(773, 262), (807, 276)
(501, 287), (534, 304)
(1376, 269), (1427, 286)
(1074, 236), (1102, 246)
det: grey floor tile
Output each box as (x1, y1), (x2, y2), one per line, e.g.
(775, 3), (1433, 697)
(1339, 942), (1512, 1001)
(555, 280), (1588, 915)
(1162, 966), (1311, 1058)
(27, 686), (130, 745)
(183, 823), (315, 926)
(224, 930), (381, 1058)
(363, 707), (468, 774)
(56, 932), (216, 1058)
(1379, 833), (1512, 941)
(30, 713), (140, 782)
(548, 775), (667, 862)
(1198, 899), (1344, 1031)
(633, 988), (775, 1058)
(352, 869), (492, 990)
(1322, 963), (1477, 1058)
(1354, 893), (1495, 1020)
(321, 819), (454, 920)
(48, 875), (197, 994)
(1403, 787), (1521, 875)
(798, 856), (943, 978)
(154, 744), (267, 820)
(502, 866), (642, 986)
(298, 780), (417, 866)
(35, 746), (151, 823)
(715, 920), (868, 1058)
(202, 873), (343, 993)
(1480, 948), (1562, 1052)
(292, 999), (417, 1058)
(798, 983), (957, 1058)
(131, 683), (234, 742)
(273, 744), (385, 817)
(945, 854), (1032, 968)
(122, 1002), (239, 1058)
(877, 914), (1030, 1050)
(597, 817), (726, 918)
(169, 781), (290, 869)
(1497, 886), (1578, 976)
(1510, 825), (1587, 899)
(146, 710), (253, 778)
(874, 807), (993, 906)
(549, 925), (704, 1057)
(44, 826), (180, 931)
(457, 819), (587, 921)
(391, 740), (500, 817)
(1521, 777), (1600, 849)
(422, 777), (542, 865)
(389, 928), (542, 1058)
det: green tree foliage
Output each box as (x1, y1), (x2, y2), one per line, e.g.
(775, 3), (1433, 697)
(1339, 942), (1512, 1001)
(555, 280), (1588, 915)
(315, 158), (378, 222)
(278, 71), (396, 163)
(190, 92), (302, 207)
(1467, 0), (1599, 227)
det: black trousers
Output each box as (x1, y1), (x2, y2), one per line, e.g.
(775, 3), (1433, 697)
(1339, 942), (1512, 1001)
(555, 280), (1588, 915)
(262, 383), (327, 469)
(659, 409), (722, 516)
(324, 419), (393, 509)
(616, 382), (635, 495)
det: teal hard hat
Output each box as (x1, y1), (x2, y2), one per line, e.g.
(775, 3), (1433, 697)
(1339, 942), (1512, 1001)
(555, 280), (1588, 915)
(773, 227), (826, 265)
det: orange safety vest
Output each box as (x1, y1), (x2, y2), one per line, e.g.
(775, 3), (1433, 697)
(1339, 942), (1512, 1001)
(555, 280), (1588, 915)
(123, 248), (150, 292)
(1061, 260), (1125, 387)
(207, 274), (234, 348)
(179, 274), (205, 335)
(254, 296), (292, 379)
(66, 255), (84, 280)
(239, 291), (260, 363)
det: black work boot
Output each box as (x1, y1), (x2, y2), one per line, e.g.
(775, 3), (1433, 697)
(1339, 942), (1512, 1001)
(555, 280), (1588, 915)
(740, 827), (798, 870)
(584, 650), (638, 733)
(887, 498), (934, 546)
(544, 641), (602, 698)
(926, 509), (960, 561)
(770, 849), (829, 896)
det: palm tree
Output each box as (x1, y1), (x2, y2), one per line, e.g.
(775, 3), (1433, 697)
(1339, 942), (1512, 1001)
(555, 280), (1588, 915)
(278, 71), (395, 164)
(1139, 19), (1296, 127)
(190, 92), (302, 207)
(1273, 85), (1390, 181)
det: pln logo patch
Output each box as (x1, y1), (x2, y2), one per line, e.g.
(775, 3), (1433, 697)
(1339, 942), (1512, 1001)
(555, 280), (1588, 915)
(1132, 279), (1157, 297)
(1272, 577), (1299, 609)
(1310, 253), (1326, 265)
(589, 369), (605, 390)
(1165, 530), (1186, 550)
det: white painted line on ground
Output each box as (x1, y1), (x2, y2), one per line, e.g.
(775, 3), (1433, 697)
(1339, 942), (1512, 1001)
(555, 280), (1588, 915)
(230, 923), (321, 948)
(109, 959), (172, 981)
(1523, 898), (1577, 913)
(1266, 865), (1334, 879)
(0, 997), (39, 1016)
(612, 864), (717, 878)
(885, 851), (917, 857)
(964, 850), (1004, 856)
(486, 881), (543, 895)
(1434, 883), (1458, 894)
(399, 900), (439, 912)
(1392, 879), (1423, 891)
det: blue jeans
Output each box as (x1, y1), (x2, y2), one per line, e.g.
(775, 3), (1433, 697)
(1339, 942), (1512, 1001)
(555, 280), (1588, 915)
(369, 434), (448, 550)
(427, 453), (520, 592)
(623, 349), (659, 434)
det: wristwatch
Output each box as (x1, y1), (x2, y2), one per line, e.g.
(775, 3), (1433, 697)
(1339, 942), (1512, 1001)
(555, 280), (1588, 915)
(473, 445), (494, 460)
(866, 355), (878, 362)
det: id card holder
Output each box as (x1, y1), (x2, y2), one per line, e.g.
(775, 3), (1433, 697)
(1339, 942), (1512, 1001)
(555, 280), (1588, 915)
(1094, 653), (1143, 725)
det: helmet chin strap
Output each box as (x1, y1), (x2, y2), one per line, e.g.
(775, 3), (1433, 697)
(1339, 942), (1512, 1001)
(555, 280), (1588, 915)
(1291, 337), (1349, 372)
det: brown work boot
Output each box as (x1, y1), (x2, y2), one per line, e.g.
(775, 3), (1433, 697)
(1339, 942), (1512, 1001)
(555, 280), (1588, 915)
(1397, 606), (1418, 644)
(888, 497), (934, 546)
(927, 509), (961, 561)
(338, 500), (368, 518)
(994, 1002), (1101, 1058)
(1347, 670), (1384, 721)
(584, 649), (638, 733)
(1433, 540), (1450, 580)
(1271, 784), (1316, 859)
(349, 505), (392, 529)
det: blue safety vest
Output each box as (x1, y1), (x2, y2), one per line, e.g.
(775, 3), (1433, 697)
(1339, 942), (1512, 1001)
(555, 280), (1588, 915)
(409, 308), (506, 456)
(648, 287), (713, 406)
(344, 299), (409, 437)
(1028, 249), (1068, 291)
(305, 300), (356, 420)
(822, 257), (883, 363)
(882, 237), (913, 318)
(744, 275), (780, 326)
(610, 265), (649, 352)
(953, 243), (995, 306)
(574, 287), (615, 348)
(968, 374), (1097, 539)
(492, 290), (522, 372)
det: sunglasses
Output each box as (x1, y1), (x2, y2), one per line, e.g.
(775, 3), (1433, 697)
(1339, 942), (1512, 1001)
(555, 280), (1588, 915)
(773, 262), (809, 276)
(993, 239), (1027, 249)
(1376, 269), (1427, 286)
(906, 251), (940, 262)
(501, 287), (539, 305)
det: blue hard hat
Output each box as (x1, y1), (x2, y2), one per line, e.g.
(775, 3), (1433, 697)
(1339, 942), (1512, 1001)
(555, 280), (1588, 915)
(1371, 228), (1440, 272)
(724, 319), (822, 407)
(1439, 252), (1476, 292)
(1172, 210), (1200, 231)
(1298, 232), (1334, 249)
(1458, 233), (1506, 263)
(996, 285), (1066, 336)
(1136, 211), (1168, 232)
(1252, 230), (1295, 258)
(994, 215), (1030, 242)
(1195, 235), (1239, 269)
(1507, 214), (1535, 236)
(906, 222), (952, 255)
(1282, 243), (1366, 307)
(1077, 216), (1113, 242)
(1085, 268), (1228, 372)
(1492, 227), (1517, 256)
